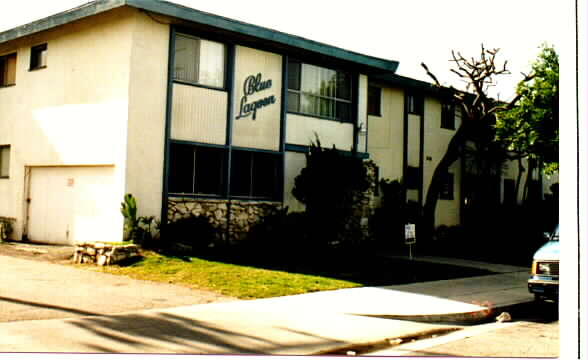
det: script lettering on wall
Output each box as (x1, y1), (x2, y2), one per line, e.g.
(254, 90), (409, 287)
(236, 73), (276, 120)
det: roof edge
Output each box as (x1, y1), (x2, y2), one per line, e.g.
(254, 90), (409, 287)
(127, 0), (399, 73)
(0, 0), (399, 73)
(0, 0), (126, 44)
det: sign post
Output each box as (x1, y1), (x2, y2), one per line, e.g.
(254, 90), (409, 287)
(404, 223), (416, 260)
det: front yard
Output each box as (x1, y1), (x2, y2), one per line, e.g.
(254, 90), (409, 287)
(90, 248), (495, 299)
(0, 241), (496, 300)
(93, 250), (360, 299)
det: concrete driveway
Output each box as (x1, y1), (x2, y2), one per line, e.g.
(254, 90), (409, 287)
(0, 254), (235, 322)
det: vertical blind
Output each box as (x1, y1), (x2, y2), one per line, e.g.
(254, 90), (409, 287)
(174, 33), (225, 88)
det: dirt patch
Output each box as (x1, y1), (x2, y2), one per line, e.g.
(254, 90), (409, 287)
(0, 242), (238, 323)
(0, 241), (75, 264)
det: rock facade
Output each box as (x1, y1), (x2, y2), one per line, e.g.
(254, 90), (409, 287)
(73, 243), (141, 266)
(0, 216), (15, 241)
(167, 198), (282, 244)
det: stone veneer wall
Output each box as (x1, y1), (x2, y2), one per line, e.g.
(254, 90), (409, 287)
(167, 198), (282, 244)
(73, 243), (141, 266)
(0, 216), (16, 241)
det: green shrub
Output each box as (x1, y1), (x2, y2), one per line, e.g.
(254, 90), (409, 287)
(120, 194), (160, 246)
(247, 208), (311, 258)
(370, 179), (422, 250)
(292, 137), (371, 247)
(165, 215), (217, 253)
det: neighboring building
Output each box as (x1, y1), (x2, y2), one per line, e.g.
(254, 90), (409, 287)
(0, 0), (557, 245)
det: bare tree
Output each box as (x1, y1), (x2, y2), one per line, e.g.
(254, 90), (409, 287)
(420, 45), (533, 239)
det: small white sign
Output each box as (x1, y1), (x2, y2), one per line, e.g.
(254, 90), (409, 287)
(405, 223), (416, 244)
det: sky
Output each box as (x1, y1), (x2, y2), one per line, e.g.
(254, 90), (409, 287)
(0, 0), (572, 100)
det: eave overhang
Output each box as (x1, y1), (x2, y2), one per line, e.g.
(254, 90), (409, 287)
(0, 0), (399, 74)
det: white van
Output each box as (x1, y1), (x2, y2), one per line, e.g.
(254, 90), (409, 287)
(527, 225), (559, 301)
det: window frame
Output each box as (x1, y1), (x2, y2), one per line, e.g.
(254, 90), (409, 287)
(29, 43), (47, 71)
(167, 143), (282, 201)
(0, 53), (17, 87)
(0, 145), (10, 179)
(439, 172), (454, 200)
(405, 166), (421, 190)
(287, 59), (354, 123)
(230, 149), (282, 200)
(367, 85), (382, 116)
(173, 33), (228, 91)
(168, 143), (228, 197)
(406, 93), (424, 115)
(441, 101), (456, 130)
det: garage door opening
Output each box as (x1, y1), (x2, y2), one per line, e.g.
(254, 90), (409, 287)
(25, 166), (123, 245)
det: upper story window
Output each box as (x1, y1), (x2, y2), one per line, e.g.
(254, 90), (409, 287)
(287, 59), (353, 122)
(0, 53), (17, 87)
(441, 102), (456, 129)
(29, 44), (47, 71)
(367, 85), (381, 116)
(0, 145), (10, 178)
(174, 33), (226, 89)
(406, 93), (423, 115)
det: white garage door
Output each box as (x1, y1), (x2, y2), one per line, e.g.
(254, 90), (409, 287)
(28, 166), (122, 245)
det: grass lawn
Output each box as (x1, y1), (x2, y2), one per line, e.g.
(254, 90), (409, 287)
(89, 248), (495, 300)
(94, 251), (361, 299)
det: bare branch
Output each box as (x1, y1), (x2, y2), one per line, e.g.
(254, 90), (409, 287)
(421, 63), (442, 87)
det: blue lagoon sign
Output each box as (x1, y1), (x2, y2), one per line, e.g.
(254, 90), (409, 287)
(236, 73), (276, 120)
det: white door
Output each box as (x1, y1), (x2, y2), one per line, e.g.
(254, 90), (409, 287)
(28, 166), (122, 245)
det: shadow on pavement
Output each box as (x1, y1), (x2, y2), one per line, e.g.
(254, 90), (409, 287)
(0, 296), (102, 317)
(67, 311), (345, 354)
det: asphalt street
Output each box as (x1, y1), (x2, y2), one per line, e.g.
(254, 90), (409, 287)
(366, 300), (559, 357)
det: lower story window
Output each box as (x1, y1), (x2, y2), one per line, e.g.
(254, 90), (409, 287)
(231, 150), (281, 200)
(168, 143), (281, 200)
(169, 143), (226, 196)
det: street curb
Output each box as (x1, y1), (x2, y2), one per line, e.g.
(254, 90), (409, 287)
(353, 300), (537, 324)
(312, 300), (537, 356)
(313, 327), (462, 356)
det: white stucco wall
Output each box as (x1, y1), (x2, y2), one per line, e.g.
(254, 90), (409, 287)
(423, 97), (462, 227)
(286, 113), (354, 150)
(0, 8), (138, 240)
(125, 11), (169, 218)
(367, 86), (404, 183)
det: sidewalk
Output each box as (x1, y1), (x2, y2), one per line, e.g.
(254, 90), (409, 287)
(0, 257), (533, 354)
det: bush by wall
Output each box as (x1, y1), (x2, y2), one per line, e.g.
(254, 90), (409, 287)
(292, 139), (373, 248)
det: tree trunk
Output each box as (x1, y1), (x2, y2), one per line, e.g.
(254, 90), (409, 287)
(515, 158), (525, 204)
(523, 158), (536, 203)
(422, 123), (469, 240)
